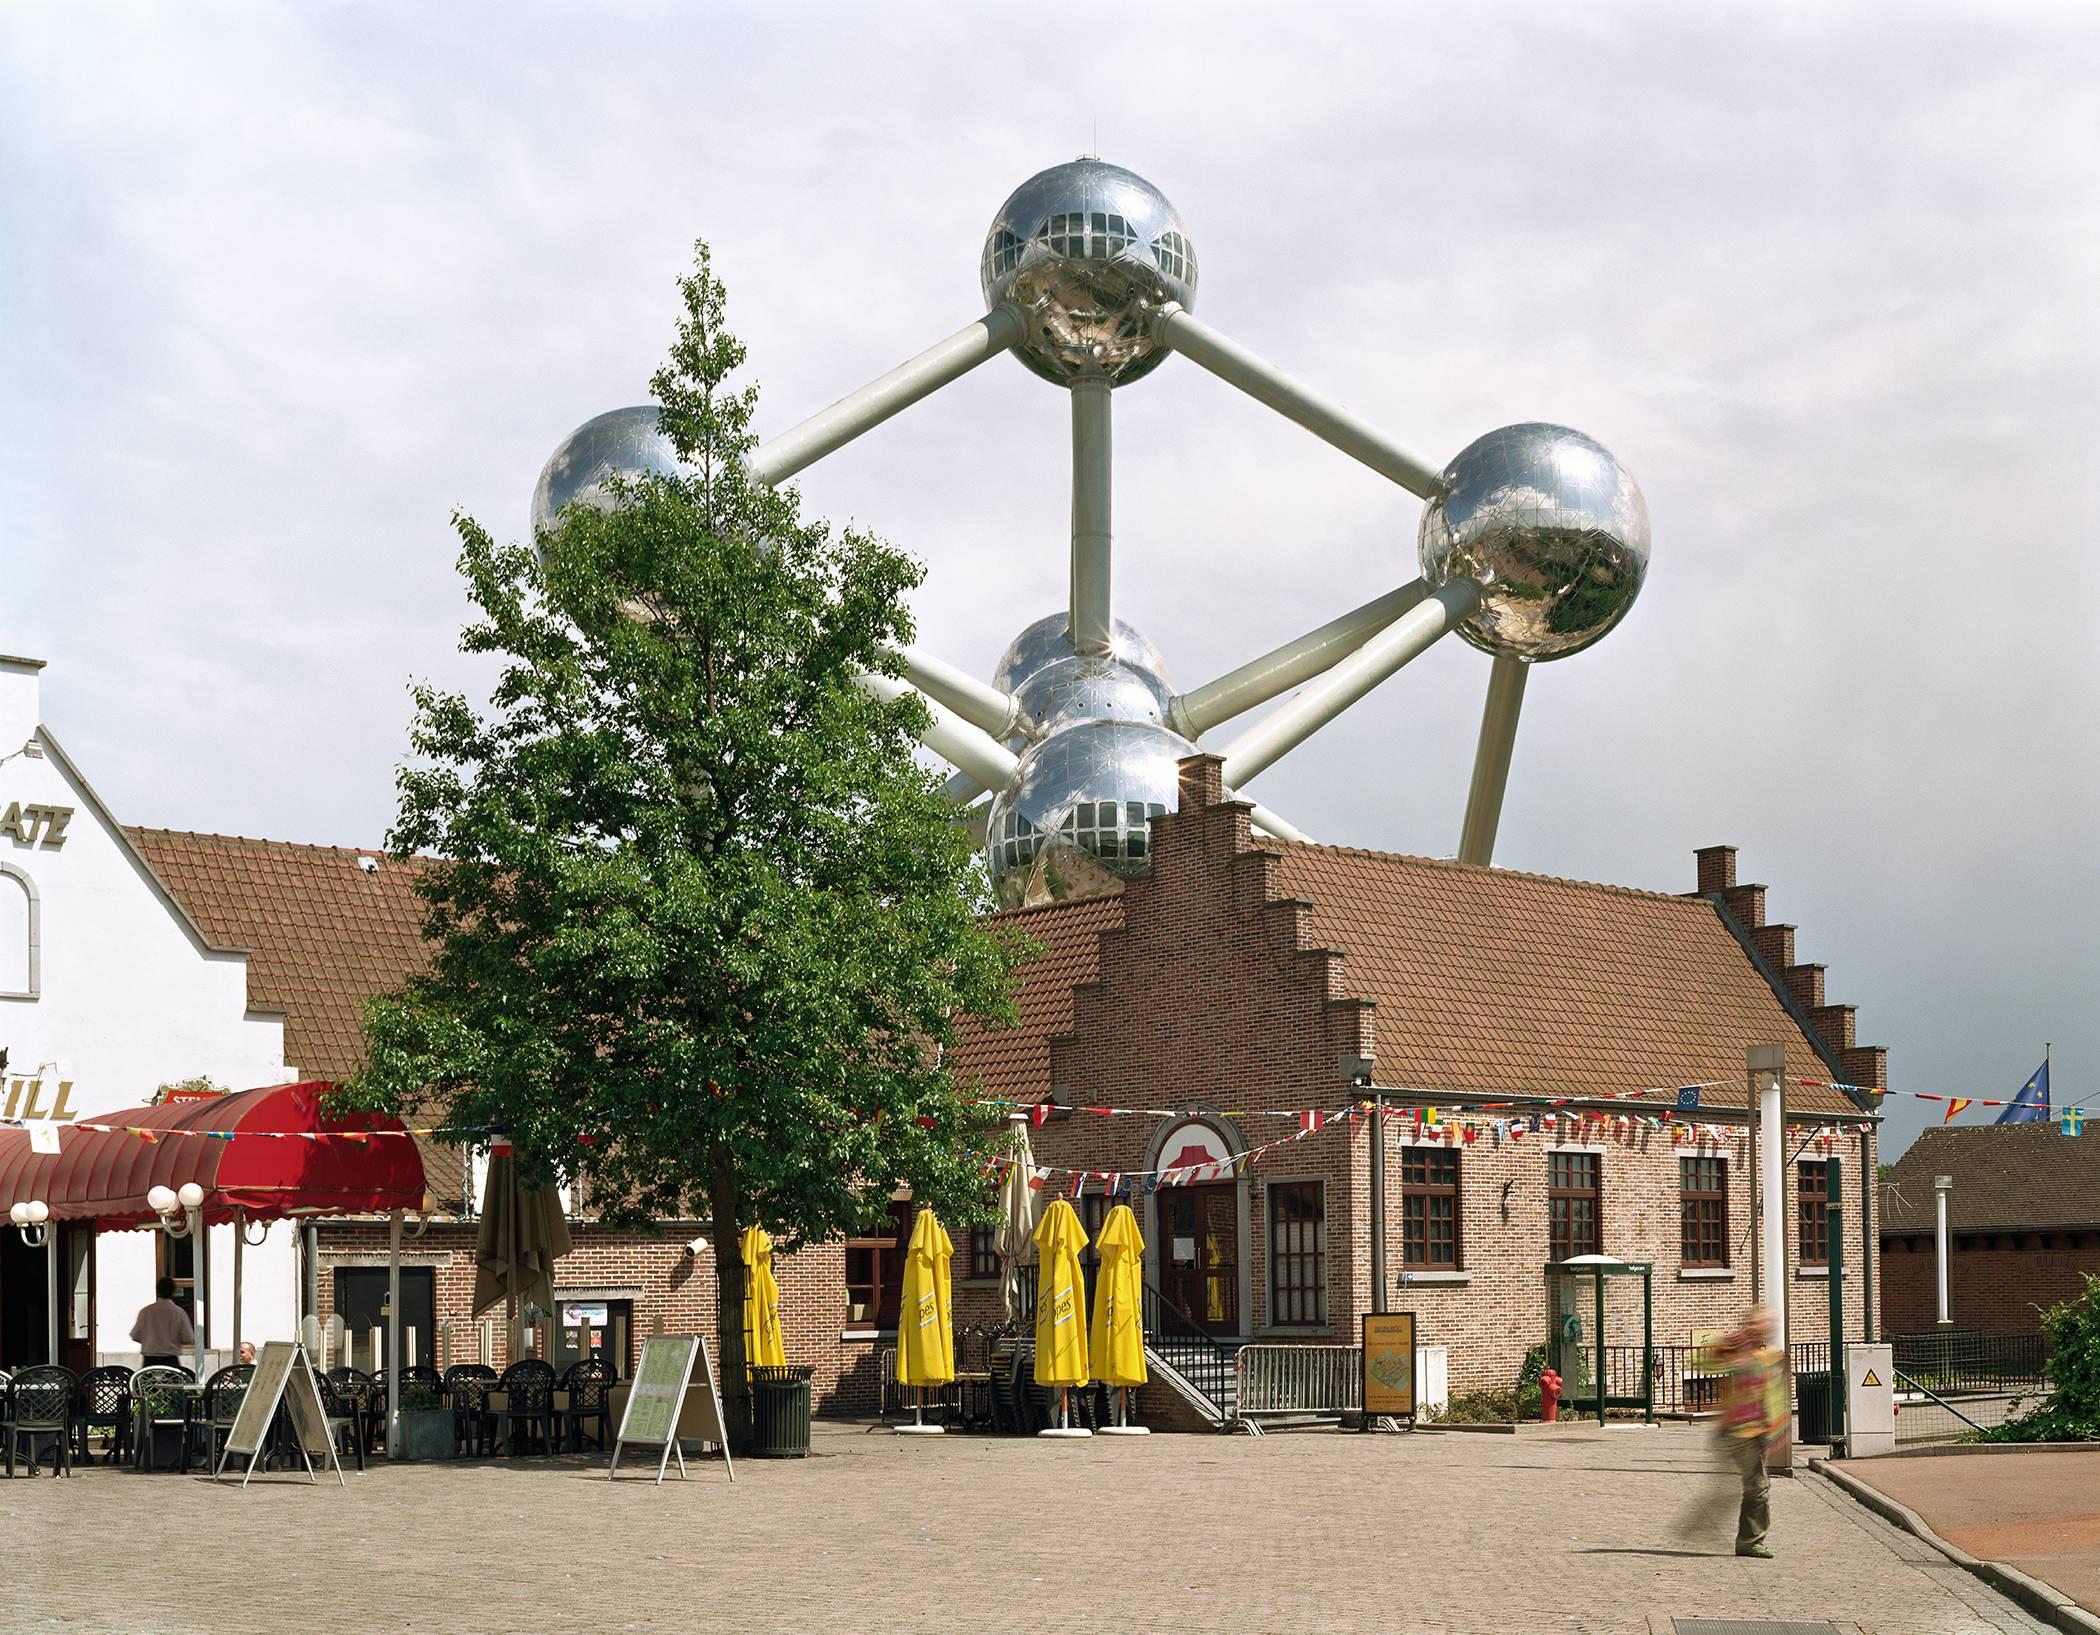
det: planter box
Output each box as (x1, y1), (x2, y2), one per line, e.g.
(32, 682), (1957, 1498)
(397, 1408), (455, 1461)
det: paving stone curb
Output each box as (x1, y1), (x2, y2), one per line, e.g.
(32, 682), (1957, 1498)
(1813, 1458), (2100, 1635)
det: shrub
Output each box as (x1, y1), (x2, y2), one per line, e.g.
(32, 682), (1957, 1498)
(1980, 1272), (2100, 1442)
(399, 1388), (447, 1413)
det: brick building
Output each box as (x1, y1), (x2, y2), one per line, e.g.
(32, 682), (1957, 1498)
(945, 757), (1884, 1407)
(1879, 1122), (2099, 1335)
(128, 755), (1887, 1419)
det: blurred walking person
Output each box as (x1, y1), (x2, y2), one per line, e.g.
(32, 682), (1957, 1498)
(1678, 1306), (1787, 1558)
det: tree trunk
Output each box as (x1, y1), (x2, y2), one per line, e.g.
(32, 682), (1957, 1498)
(709, 1143), (751, 1452)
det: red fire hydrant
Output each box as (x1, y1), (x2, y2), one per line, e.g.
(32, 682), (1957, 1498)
(1539, 1368), (1563, 1423)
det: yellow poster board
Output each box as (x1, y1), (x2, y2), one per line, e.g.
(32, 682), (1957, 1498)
(1362, 1312), (1417, 1422)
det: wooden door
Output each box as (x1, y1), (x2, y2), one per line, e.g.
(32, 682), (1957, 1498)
(1157, 1183), (1239, 1336)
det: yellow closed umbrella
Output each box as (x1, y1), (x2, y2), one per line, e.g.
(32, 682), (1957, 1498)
(1089, 1203), (1149, 1433)
(894, 1207), (955, 1434)
(741, 1224), (786, 1376)
(1032, 1196), (1091, 1436)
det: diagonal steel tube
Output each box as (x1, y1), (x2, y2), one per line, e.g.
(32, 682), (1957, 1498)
(1456, 654), (1528, 866)
(1215, 579), (1481, 790)
(899, 645), (1034, 741)
(1152, 304), (1445, 500)
(1171, 580), (1429, 738)
(852, 670), (1020, 794)
(749, 305), (1025, 487)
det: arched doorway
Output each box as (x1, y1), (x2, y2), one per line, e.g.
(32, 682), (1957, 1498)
(1145, 1114), (1247, 1339)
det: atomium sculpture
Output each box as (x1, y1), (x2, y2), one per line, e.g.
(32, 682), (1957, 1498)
(531, 157), (1651, 903)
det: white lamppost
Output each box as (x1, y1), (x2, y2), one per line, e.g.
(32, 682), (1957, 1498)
(147, 1182), (208, 1374)
(1934, 1175), (1954, 1328)
(8, 1199), (56, 1363)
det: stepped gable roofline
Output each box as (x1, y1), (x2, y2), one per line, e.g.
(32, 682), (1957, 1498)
(949, 891), (1124, 1103)
(1879, 1122), (2099, 1236)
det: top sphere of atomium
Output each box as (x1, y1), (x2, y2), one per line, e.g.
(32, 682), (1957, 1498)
(980, 158), (1198, 388)
(530, 405), (684, 542)
(1417, 423), (1651, 662)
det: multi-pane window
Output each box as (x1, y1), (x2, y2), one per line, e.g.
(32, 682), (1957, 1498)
(844, 1200), (913, 1329)
(1267, 1182), (1327, 1325)
(1152, 229), (1197, 287)
(1798, 1162), (1831, 1267)
(968, 1225), (999, 1281)
(1401, 1147), (1461, 1268)
(1680, 1157), (1729, 1268)
(982, 228), (1025, 287)
(1549, 1151), (1602, 1261)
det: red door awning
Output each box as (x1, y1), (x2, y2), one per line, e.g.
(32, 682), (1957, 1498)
(0, 1081), (427, 1230)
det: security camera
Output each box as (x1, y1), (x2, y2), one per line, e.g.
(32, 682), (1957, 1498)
(686, 1235), (709, 1255)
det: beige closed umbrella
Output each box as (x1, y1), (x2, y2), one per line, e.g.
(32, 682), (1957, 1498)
(473, 1146), (574, 1355)
(993, 1124), (1043, 1324)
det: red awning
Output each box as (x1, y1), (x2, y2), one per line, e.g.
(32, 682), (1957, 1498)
(0, 1080), (427, 1230)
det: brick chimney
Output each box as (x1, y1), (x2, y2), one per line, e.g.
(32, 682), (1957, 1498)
(1177, 753), (1226, 811)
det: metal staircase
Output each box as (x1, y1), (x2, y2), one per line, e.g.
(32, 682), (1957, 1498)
(1142, 1282), (1244, 1428)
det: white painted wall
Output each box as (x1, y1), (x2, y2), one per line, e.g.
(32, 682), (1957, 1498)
(0, 654), (298, 1362)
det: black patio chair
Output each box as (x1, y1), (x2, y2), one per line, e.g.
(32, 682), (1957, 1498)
(492, 1359), (557, 1455)
(557, 1359), (614, 1453)
(313, 1375), (366, 1473)
(326, 1367), (383, 1454)
(7, 1365), (78, 1477)
(396, 1364), (443, 1395)
(131, 1366), (198, 1473)
(444, 1364), (498, 1457)
(75, 1366), (134, 1465)
(201, 1364), (255, 1470)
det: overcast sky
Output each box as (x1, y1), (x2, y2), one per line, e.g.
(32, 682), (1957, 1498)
(5, 2), (2095, 1158)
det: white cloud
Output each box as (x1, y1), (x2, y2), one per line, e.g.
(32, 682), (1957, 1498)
(3, 0), (2096, 1156)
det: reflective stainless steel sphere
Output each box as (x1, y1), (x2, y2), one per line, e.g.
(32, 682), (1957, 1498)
(980, 159), (1198, 388)
(991, 612), (1172, 739)
(1417, 423), (1651, 662)
(984, 717), (1195, 889)
(529, 406), (685, 541)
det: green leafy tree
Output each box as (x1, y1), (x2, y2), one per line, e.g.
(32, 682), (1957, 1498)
(348, 244), (1023, 1437)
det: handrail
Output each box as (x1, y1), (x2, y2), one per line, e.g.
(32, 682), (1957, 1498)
(1141, 1281), (1238, 1414)
(1893, 1368), (1988, 1433)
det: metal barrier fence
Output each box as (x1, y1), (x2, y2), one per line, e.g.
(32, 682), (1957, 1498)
(1889, 1367), (2041, 1446)
(1599, 1341), (1838, 1418)
(1891, 1329), (2048, 1393)
(1235, 1344), (1360, 1420)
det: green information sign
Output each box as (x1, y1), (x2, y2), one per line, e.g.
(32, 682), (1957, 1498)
(609, 1334), (734, 1487)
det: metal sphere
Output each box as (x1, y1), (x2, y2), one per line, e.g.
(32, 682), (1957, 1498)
(991, 611), (1170, 697)
(529, 406), (685, 541)
(991, 612), (1173, 738)
(1417, 423), (1651, 662)
(984, 718), (1195, 889)
(980, 158), (1198, 388)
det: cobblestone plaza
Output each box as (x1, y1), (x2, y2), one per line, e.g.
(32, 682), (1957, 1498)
(2, 1424), (2057, 1634)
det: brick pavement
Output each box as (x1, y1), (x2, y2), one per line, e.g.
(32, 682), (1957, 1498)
(0, 1424), (2058, 1635)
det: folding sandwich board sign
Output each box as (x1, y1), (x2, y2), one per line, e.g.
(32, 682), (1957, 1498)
(1361, 1311), (1418, 1428)
(213, 1340), (345, 1487)
(609, 1332), (735, 1486)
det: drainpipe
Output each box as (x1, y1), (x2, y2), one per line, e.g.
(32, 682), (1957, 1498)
(1934, 1175), (1953, 1326)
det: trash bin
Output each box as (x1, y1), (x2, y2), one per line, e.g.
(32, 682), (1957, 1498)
(750, 1365), (814, 1458)
(1796, 1368), (1835, 1444)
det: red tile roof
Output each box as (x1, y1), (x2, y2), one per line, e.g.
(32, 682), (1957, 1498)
(948, 828), (1860, 1117)
(126, 829), (433, 1084)
(1271, 843), (1856, 1115)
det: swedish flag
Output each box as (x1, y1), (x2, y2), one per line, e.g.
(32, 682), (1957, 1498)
(1996, 1061), (2051, 1125)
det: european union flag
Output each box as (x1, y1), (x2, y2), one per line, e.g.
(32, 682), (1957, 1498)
(1675, 1087), (1702, 1111)
(1996, 1060), (2051, 1125)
